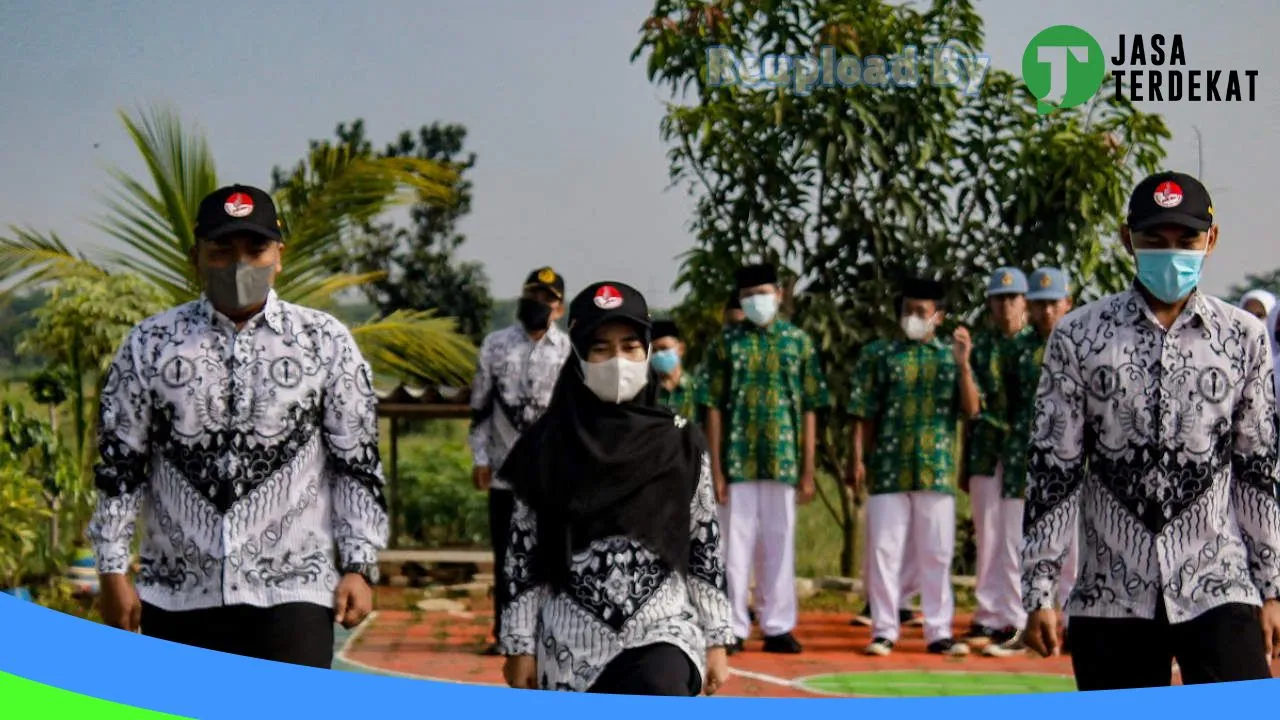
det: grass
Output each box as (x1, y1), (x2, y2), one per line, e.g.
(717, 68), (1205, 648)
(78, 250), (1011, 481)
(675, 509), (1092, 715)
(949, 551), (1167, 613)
(801, 670), (1076, 697)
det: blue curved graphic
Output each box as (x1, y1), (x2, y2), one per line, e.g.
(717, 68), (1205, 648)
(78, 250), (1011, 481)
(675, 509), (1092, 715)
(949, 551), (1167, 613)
(0, 592), (1277, 718)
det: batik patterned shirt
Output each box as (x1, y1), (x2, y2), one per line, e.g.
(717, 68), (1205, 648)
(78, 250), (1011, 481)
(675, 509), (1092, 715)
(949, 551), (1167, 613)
(87, 291), (388, 612)
(1000, 329), (1050, 499)
(498, 450), (734, 692)
(468, 324), (571, 491)
(847, 338), (971, 495)
(964, 328), (1027, 479)
(659, 372), (702, 426)
(697, 320), (830, 485)
(1021, 288), (1280, 623)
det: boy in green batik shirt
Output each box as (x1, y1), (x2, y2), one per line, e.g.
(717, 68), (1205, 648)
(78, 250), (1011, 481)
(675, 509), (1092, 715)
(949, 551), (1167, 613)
(964, 267), (1032, 651)
(983, 267), (1076, 658)
(847, 276), (981, 659)
(650, 320), (703, 426)
(699, 263), (830, 656)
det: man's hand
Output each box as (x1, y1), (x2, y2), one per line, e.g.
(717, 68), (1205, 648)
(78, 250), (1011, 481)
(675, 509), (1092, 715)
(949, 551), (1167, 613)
(952, 325), (973, 365)
(798, 471), (816, 505)
(704, 647), (730, 695)
(503, 655), (538, 689)
(844, 460), (866, 495)
(713, 468), (729, 505)
(473, 466), (492, 492)
(98, 574), (141, 632)
(1025, 609), (1062, 657)
(1262, 599), (1280, 660)
(334, 573), (374, 629)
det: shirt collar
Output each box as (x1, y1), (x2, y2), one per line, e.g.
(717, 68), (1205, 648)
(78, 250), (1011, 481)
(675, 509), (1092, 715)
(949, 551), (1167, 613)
(1125, 282), (1210, 328)
(199, 289), (285, 334)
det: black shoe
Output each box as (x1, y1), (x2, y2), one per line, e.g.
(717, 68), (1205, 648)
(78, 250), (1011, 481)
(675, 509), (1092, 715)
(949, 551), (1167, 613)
(898, 608), (917, 624)
(964, 624), (1000, 648)
(991, 626), (1018, 646)
(850, 603), (873, 627)
(726, 637), (746, 655)
(762, 632), (803, 654)
(927, 638), (971, 657)
(481, 643), (502, 656)
(748, 607), (758, 624)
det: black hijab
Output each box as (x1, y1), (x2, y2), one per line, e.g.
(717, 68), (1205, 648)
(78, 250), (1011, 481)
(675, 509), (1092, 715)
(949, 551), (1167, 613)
(500, 321), (707, 593)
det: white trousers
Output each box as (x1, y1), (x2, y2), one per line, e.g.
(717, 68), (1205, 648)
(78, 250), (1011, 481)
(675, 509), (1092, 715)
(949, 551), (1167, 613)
(724, 481), (797, 639)
(866, 492), (956, 644)
(970, 466), (1027, 630)
(862, 519), (918, 609)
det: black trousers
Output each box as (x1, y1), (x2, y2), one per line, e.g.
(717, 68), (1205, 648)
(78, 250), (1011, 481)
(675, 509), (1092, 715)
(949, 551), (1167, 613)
(1069, 601), (1272, 690)
(588, 643), (702, 696)
(489, 488), (515, 640)
(141, 602), (335, 669)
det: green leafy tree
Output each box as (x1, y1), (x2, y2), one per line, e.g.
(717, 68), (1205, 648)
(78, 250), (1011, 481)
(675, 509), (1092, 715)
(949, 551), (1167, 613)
(633, 0), (1170, 575)
(0, 104), (478, 389)
(273, 119), (494, 344)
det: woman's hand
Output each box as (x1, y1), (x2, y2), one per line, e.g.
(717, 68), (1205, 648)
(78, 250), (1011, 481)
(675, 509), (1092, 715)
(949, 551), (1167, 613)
(704, 647), (730, 695)
(503, 655), (538, 690)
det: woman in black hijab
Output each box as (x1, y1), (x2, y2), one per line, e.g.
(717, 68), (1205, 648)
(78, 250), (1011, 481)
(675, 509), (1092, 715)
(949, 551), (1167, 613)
(497, 281), (733, 696)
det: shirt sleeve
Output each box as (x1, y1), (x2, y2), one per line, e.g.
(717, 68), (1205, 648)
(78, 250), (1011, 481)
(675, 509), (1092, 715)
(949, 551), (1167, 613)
(846, 341), (882, 420)
(323, 323), (390, 569)
(468, 334), (495, 468)
(800, 333), (831, 412)
(1230, 328), (1280, 601)
(86, 326), (152, 575)
(685, 451), (734, 647)
(697, 335), (730, 411)
(498, 494), (546, 656)
(1020, 327), (1087, 612)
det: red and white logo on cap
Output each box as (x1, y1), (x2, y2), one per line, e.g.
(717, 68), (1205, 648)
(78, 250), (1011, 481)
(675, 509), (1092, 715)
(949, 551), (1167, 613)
(1153, 181), (1183, 209)
(224, 192), (255, 218)
(593, 285), (624, 310)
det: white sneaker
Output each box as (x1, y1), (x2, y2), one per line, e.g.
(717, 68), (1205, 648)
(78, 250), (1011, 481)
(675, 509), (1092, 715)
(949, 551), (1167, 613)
(983, 630), (1028, 658)
(864, 637), (895, 656)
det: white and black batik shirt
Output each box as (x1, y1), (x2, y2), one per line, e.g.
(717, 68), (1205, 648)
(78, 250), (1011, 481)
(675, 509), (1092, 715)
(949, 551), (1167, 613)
(87, 290), (389, 612)
(1021, 286), (1280, 623)
(498, 452), (734, 692)
(468, 324), (570, 491)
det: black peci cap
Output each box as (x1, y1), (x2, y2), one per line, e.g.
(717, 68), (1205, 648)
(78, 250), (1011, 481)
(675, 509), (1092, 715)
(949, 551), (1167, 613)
(1127, 171), (1215, 232)
(568, 282), (652, 345)
(651, 320), (679, 341)
(901, 276), (946, 301)
(194, 185), (282, 241)
(523, 267), (565, 300)
(735, 263), (778, 290)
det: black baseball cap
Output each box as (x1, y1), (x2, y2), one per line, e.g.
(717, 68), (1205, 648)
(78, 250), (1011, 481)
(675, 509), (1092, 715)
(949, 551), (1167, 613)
(568, 281), (652, 344)
(194, 185), (282, 241)
(523, 267), (565, 300)
(1127, 171), (1215, 232)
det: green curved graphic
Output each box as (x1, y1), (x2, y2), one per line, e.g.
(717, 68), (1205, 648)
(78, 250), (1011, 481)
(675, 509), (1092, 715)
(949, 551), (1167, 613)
(0, 671), (192, 718)
(801, 670), (1076, 697)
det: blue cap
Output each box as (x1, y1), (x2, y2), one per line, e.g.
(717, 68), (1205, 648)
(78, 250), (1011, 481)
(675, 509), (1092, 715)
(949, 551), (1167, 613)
(986, 267), (1028, 296)
(1026, 267), (1070, 301)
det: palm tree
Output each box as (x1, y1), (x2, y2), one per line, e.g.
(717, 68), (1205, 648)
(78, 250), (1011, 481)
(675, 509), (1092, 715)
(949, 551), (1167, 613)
(0, 104), (477, 387)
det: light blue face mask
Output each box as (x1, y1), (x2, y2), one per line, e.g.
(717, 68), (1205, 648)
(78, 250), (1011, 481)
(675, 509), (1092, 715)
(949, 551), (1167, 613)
(1134, 249), (1206, 304)
(650, 348), (680, 375)
(741, 293), (779, 327)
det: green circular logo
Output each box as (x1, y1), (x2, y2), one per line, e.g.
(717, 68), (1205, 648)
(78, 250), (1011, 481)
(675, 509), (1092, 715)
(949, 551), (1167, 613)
(1022, 25), (1106, 113)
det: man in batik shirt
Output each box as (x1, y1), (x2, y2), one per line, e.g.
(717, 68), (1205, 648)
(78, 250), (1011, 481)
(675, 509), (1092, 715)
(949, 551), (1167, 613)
(700, 262), (830, 655)
(983, 267), (1075, 658)
(652, 320), (703, 426)
(964, 267), (1031, 650)
(847, 276), (981, 658)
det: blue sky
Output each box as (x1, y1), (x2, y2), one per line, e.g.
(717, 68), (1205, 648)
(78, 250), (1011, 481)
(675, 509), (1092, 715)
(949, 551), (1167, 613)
(1, 0), (1276, 308)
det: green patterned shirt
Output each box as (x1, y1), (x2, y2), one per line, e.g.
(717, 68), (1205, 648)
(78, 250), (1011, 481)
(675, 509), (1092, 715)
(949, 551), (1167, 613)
(964, 327), (1031, 479)
(658, 371), (703, 426)
(847, 338), (971, 495)
(697, 320), (831, 486)
(1000, 329), (1050, 499)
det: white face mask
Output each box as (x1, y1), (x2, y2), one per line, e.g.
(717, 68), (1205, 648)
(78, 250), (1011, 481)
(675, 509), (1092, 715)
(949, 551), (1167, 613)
(742, 293), (779, 327)
(578, 349), (650, 404)
(901, 314), (937, 341)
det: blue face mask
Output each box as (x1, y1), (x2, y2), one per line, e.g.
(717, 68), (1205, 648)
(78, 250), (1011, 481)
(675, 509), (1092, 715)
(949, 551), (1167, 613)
(741, 293), (779, 326)
(650, 348), (680, 375)
(1134, 249), (1206, 304)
